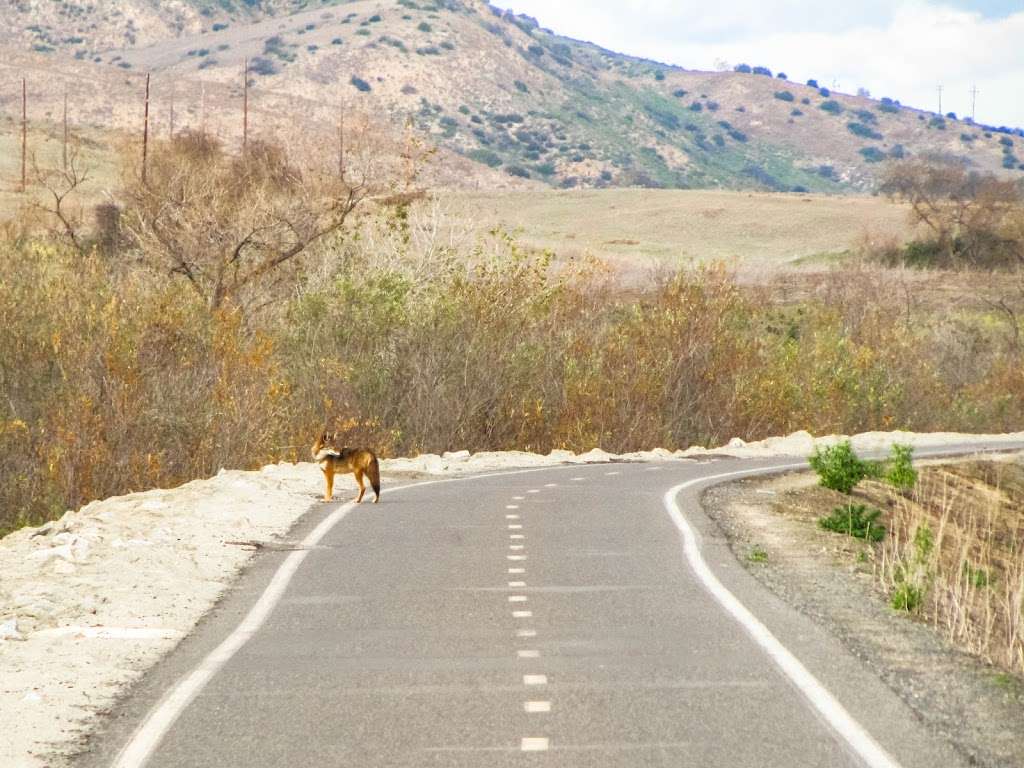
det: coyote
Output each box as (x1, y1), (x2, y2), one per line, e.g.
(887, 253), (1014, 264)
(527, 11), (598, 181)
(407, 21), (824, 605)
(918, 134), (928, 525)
(311, 433), (382, 504)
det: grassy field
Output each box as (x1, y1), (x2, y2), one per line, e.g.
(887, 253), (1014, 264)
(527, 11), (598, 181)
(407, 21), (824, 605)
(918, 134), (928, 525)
(447, 188), (915, 272)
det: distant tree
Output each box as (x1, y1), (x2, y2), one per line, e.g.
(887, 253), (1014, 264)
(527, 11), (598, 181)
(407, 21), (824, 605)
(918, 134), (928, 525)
(819, 86), (831, 97)
(806, 78), (819, 88)
(774, 90), (795, 102)
(734, 63), (752, 73)
(820, 100), (843, 115)
(946, 111), (957, 120)
(857, 87), (871, 98)
(752, 66), (772, 76)
(120, 132), (365, 312)
(777, 72), (787, 79)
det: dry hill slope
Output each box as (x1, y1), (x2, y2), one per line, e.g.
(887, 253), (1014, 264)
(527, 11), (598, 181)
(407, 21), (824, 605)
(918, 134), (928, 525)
(2, 0), (1022, 192)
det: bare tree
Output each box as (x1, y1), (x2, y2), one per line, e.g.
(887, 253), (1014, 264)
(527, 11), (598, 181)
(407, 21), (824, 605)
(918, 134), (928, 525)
(880, 159), (1022, 266)
(29, 141), (91, 255)
(120, 131), (367, 312)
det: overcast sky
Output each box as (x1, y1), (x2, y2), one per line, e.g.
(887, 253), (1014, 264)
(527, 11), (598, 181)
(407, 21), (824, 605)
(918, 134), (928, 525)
(498, 1), (1024, 128)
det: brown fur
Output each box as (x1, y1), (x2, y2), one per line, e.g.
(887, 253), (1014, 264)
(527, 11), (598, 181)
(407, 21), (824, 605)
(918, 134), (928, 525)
(312, 432), (381, 504)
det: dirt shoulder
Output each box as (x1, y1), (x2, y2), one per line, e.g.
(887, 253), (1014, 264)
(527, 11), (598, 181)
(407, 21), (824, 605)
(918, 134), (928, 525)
(702, 457), (1024, 768)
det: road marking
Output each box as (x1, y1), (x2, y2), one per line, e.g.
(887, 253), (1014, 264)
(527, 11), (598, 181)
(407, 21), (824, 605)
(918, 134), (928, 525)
(523, 675), (547, 686)
(508, 523), (522, 528)
(510, 534), (525, 540)
(521, 737), (549, 752)
(506, 515), (520, 520)
(508, 567), (525, 574)
(506, 504), (520, 509)
(508, 595), (528, 603)
(527, 489), (539, 494)
(518, 650), (540, 659)
(605, 470), (620, 475)
(544, 483), (557, 487)
(524, 701), (551, 713)
(508, 581), (526, 588)
(517, 629), (536, 637)
(663, 463), (903, 768)
(513, 495), (525, 500)
(509, 544), (524, 550)
(571, 477), (585, 481)
(512, 610), (533, 618)
(106, 463), (570, 768)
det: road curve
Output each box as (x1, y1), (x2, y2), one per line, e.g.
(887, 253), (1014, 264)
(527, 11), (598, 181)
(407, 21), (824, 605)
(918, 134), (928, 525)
(79, 447), (1017, 768)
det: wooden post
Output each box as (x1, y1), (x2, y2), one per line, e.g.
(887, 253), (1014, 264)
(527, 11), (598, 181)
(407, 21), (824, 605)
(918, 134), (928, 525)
(62, 86), (68, 172)
(20, 78), (27, 193)
(242, 58), (249, 156)
(338, 102), (345, 180)
(142, 73), (150, 185)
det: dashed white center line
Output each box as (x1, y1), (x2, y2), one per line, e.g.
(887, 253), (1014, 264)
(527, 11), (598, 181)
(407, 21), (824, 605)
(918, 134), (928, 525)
(517, 649), (540, 659)
(512, 495), (525, 500)
(571, 477), (585, 481)
(508, 581), (526, 588)
(508, 567), (525, 574)
(544, 483), (557, 487)
(507, 555), (527, 561)
(523, 674), (547, 685)
(509, 544), (524, 550)
(605, 470), (620, 475)
(506, 504), (520, 509)
(508, 523), (522, 529)
(508, 595), (528, 603)
(516, 629), (537, 637)
(527, 490), (539, 494)
(510, 534), (525, 540)
(506, 514), (520, 520)
(512, 610), (532, 618)
(521, 737), (549, 752)
(524, 701), (551, 713)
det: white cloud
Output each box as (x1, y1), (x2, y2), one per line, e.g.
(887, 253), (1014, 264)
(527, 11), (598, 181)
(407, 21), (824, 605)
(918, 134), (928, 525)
(500, 1), (1024, 126)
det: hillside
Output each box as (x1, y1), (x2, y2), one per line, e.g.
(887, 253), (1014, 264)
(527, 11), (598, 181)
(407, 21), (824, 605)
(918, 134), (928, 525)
(2, 0), (1022, 192)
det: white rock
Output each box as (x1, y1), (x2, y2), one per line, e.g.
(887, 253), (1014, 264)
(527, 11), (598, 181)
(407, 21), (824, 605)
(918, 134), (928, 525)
(442, 450), (471, 461)
(0, 617), (25, 641)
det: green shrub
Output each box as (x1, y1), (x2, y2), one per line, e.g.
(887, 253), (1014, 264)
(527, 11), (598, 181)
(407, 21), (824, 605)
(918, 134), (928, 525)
(884, 444), (918, 490)
(350, 76), (372, 92)
(860, 147), (886, 163)
(847, 122), (883, 140)
(417, 21), (432, 32)
(809, 440), (875, 493)
(820, 100), (843, 115)
(891, 582), (924, 611)
(774, 90), (795, 102)
(819, 503), (886, 542)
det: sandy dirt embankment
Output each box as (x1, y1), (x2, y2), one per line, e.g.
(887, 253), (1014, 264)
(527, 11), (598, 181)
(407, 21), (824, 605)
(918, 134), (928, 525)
(1, 430), (1022, 766)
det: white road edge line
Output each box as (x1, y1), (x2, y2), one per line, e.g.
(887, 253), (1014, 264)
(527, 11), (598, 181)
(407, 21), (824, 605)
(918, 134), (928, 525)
(111, 465), (561, 768)
(663, 464), (903, 768)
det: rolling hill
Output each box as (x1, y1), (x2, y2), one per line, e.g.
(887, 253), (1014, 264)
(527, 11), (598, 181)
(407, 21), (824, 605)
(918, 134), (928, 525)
(2, 0), (1021, 193)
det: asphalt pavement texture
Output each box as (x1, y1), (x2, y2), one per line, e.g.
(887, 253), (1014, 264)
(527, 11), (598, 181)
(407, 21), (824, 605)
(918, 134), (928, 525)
(81, 450), (1011, 768)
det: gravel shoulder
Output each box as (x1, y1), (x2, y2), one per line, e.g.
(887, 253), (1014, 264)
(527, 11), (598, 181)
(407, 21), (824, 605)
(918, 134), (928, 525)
(702, 458), (1024, 768)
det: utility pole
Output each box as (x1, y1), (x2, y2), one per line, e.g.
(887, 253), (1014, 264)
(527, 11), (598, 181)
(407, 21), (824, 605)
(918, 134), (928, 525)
(62, 86), (68, 172)
(142, 73), (151, 185)
(337, 101), (345, 180)
(937, 84), (943, 115)
(242, 58), (249, 156)
(20, 78), (27, 193)
(969, 84), (979, 122)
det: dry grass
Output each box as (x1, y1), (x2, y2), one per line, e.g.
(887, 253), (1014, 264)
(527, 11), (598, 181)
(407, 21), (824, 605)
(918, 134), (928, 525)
(438, 188), (915, 274)
(871, 460), (1024, 675)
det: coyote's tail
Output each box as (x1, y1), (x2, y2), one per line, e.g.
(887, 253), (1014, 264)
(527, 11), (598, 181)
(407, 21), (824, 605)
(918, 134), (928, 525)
(368, 454), (382, 500)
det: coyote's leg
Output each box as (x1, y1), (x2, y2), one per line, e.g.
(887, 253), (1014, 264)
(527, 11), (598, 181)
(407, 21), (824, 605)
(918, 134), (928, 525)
(323, 468), (334, 502)
(354, 468), (366, 503)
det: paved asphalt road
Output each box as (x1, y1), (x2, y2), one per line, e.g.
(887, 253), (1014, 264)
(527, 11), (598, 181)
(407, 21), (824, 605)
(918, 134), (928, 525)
(80, 448), (1016, 768)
